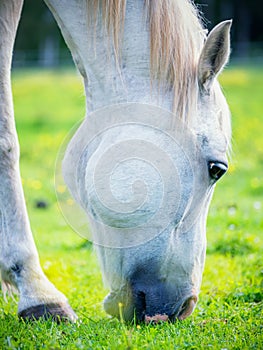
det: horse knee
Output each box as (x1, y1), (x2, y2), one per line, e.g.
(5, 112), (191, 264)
(0, 252), (78, 322)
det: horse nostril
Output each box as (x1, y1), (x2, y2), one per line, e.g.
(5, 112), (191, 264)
(135, 291), (146, 322)
(177, 295), (197, 320)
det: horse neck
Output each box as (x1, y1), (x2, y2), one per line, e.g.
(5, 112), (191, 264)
(45, 0), (174, 113)
(85, 1), (175, 112)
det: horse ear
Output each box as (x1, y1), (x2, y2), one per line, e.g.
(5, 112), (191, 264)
(198, 20), (232, 91)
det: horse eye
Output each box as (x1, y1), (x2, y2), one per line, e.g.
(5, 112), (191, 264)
(208, 161), (228, 181)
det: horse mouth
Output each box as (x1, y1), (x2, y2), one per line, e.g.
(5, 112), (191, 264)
(140, 293), (197, 324)
(145, 314), (169, 324)
(144, 295), (198, 323)
(104, 290), (198, 323)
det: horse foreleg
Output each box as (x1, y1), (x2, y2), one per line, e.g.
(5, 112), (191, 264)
(0, 0), (77, 322)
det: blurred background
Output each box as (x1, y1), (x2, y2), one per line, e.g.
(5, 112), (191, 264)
(13, 0), (263, 68)
(1, 2), (261, 346)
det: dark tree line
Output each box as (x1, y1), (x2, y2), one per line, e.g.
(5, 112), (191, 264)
(195, 0), (263, 57)
(14, 0), (263, 66)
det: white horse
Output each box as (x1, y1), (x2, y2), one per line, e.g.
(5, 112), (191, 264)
(0, 0), (231, 322)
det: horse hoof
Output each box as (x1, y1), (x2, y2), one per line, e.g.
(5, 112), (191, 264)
(18, 302), (78, 323)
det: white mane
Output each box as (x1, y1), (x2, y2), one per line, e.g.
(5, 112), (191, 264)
(87, 0), (206, 120)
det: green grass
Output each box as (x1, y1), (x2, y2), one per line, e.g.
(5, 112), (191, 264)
(0, 66), (262, 349)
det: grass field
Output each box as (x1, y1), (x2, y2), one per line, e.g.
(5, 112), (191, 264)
(0, 66), (262, 349)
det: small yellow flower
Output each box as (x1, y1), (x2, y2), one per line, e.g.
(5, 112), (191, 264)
(31, 180), (42, 190)
(57, 185), (66, 193)
(66, 198), (74, 206)
(228, 163), (236, 174)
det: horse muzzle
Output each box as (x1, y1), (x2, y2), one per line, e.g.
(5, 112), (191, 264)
(133, 288), (198, 323)
(103, 284), (198, 323)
